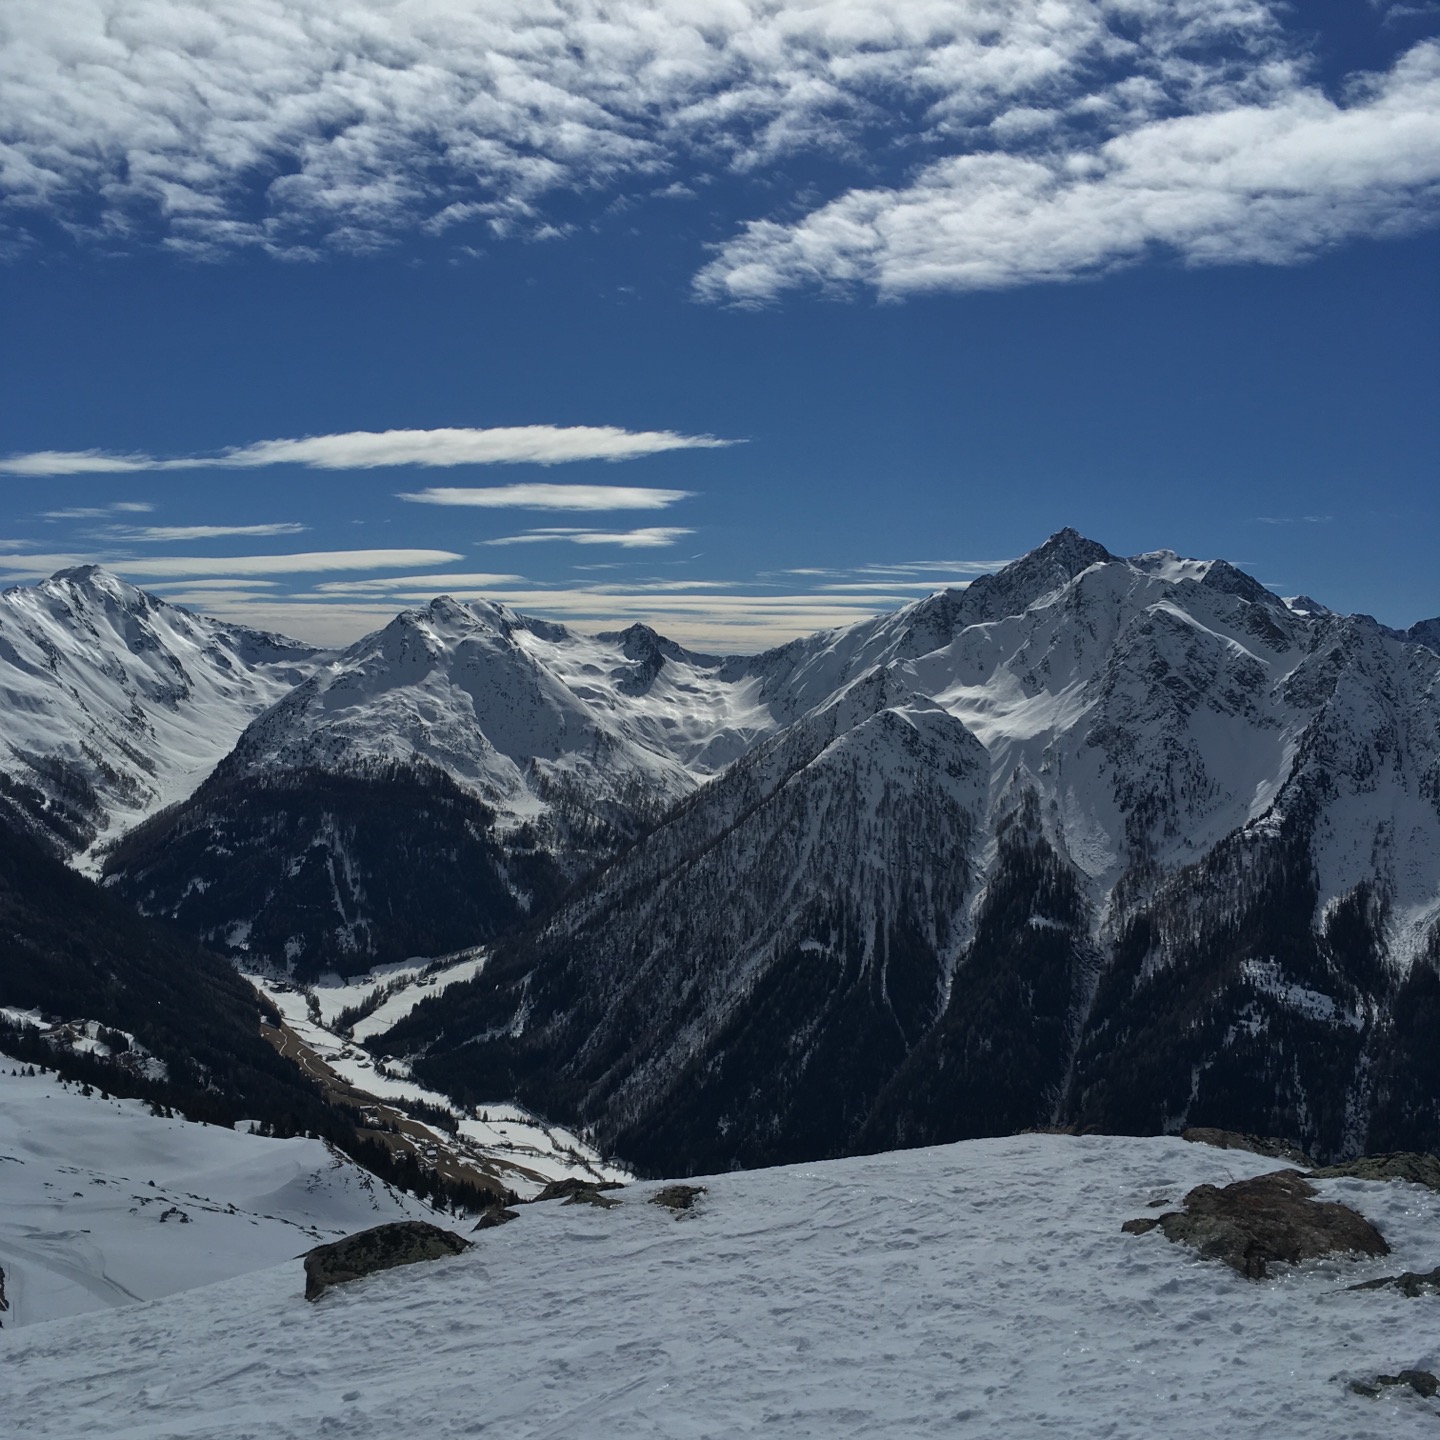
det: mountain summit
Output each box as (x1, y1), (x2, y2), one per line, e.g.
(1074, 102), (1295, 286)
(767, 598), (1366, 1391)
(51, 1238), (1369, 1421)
(0, 567), (322, 862)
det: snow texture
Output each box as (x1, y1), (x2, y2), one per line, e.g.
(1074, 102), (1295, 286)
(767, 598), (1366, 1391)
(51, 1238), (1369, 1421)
(3, 1132), (1438, 1437)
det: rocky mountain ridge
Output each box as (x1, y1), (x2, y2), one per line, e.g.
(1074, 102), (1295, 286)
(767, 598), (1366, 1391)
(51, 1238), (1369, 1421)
(0, 566), (322, 864)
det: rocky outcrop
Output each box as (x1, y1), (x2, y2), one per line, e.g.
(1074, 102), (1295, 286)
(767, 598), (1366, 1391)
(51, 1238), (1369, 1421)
(1181, 1128), (1316, 1168)
(531, 1178), (625, 1208)
(1127, 1170), (1389, 1279)
(1350, 1370), (1438, 1400)
(472, 1205), (520, 1231)
(650, 1184), (706, 1213)
(1309, 1152), (1440, 1191)
(303, 1221), (471, 1301)
(1350, 1265), (1440, 1297)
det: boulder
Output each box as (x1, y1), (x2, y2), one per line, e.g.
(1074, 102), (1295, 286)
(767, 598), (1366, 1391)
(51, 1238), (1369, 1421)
(303, 1221), (471, 1301)
(1350, 1370), (1439, 1400)
(1128, 1169), (1388, 1279)
(531, 1178), (624, 1208)
(1349, 1265), (1440, 1298)
(472, 1206), (520, 1231)
(650, 1184), (706, 1214)
(1181, 1127), (1316, 1168)
(1309, 1152), (1440, 1192)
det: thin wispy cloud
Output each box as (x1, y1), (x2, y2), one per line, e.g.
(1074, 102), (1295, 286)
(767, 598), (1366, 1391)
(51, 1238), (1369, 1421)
(313, 573), (526, 596)
(399, 484), (693, 511)
(146, 579), (279, 592)
(0, 426), (734, 477)
(1254, 514), (1336, 525)
(40, 503), (155, 520)
(113, 522), (308, 542)
(482, 527), (695, 549)
(778, 558), (1010, 581)
(818, 581), (976, 592)
(1, 1), (1434, 294)
(0, 548), (463, 578)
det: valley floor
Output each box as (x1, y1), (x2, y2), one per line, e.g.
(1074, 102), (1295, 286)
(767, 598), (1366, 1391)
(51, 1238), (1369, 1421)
(4, 1132), (1439, 1437)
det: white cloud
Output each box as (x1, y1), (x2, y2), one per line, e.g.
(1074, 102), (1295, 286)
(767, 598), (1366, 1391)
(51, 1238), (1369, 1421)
(313, 572), (526, 595)
(0, 548), (463, 577)
(0, 426), (732, 476)
(399, 484), (694, 510)
(818, 581), (975, 591)
(145, 579), (279, 591)
(0, 0), (1301, 262)
(40, 502), (156, 519)
(482, 527), (695, 548)
(114, 522), (308, 541)
(697, 41), (1440, 301)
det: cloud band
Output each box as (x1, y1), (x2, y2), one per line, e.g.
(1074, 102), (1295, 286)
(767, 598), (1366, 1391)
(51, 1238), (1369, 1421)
(0, 426), (734, 477)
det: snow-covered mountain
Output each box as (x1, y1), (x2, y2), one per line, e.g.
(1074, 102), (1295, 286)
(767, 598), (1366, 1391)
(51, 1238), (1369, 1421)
(381, 531), (1440, 1169)
(102, 595), (782, 977)
(11, 534), (1440, 1167)
(4, 1132), (1438, 1437)
(0, 566), (321, 863)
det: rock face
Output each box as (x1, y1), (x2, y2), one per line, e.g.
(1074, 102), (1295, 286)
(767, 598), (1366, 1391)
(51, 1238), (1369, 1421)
(1181, 1128), (1317, 1168)
(472, 1206), (520, 1232)
(1136, 1170), (1389, 1278)
(303, 1221), (471, 1301)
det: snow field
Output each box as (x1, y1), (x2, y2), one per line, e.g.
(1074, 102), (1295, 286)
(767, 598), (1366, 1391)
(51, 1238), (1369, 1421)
(0, 1056), (437, 1327)
(3, 1134), (1438, 1438)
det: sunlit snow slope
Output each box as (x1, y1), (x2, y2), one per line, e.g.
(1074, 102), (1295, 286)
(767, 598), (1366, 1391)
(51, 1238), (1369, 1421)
(3, 1134), (1438, 1437)
(0, 567), (321, 864)
(0, 1056), (436, 1327)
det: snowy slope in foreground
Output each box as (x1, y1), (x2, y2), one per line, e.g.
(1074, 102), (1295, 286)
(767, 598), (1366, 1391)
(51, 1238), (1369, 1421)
(0, 1057), (435, 1327)
(5, 1134), (1439, 1438)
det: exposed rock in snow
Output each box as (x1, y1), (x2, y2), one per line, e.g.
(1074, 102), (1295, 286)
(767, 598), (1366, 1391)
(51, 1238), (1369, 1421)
(1137, 1168), (1389, 1279)
(302, 1220), (469, 1301)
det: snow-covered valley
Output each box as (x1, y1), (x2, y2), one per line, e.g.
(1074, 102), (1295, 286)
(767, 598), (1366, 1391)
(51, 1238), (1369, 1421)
(3, 1129), (1438, 1438)
(247, 962), (627, 1199)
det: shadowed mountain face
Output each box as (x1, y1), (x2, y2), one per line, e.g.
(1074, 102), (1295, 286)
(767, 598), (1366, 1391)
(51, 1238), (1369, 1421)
(9, 533), (1440, 1170)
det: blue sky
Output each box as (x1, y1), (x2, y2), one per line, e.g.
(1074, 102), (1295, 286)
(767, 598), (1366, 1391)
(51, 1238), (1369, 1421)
(1, 0), (1436, 649)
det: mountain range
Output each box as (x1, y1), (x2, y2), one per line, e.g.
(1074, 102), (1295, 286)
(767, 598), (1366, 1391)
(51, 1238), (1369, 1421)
(4, 531), (1439, 1173)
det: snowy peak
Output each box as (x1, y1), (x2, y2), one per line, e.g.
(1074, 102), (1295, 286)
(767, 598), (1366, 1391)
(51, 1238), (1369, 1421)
(1404, 616), (1440, 654)
(958, 527), (1114, 623)
(0, 569), (323, 861)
